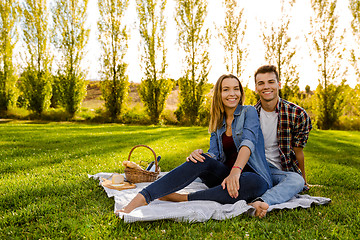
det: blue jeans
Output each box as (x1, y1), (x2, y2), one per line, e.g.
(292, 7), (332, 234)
(139, 154), (268, 204)
(258, 164), (305, 205)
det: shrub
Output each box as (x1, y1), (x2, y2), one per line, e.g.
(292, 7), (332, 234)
(18, 68), (52, 115)
(41, 108), (71, 121)
(160, 109), (178, 125)
(121, 104), (151, 125)
(334, 115), (360, 131)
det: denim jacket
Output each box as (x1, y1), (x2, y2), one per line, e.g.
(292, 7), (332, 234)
(206, 104), (273, 188)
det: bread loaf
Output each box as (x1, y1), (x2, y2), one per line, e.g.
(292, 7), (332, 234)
(122, 160), (143, 170)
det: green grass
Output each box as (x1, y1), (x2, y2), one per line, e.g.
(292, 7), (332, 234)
(0, 121), (359, 239)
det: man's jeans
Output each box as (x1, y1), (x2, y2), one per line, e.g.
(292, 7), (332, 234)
(139, 154), (268, 205)
(259, 164), (305, 205)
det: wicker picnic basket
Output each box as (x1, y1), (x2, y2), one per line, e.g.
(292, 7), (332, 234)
(124, 145), (160, 183)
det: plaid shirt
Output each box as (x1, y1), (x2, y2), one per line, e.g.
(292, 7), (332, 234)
(255, 98), (312, 174)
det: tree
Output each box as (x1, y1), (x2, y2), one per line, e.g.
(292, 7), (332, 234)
(0, 0), (18, 112)
(243, 85), (258, 106)
(175, 0), (210, 124)
(218, 0), (247, 78)
(98, 0), (129, 120)
(136, 0), (173, 124)
(314, 81), (347, 129)
(261, 0), (299, 101)
(52, 0), (90, 116)
(308, 0), (346, 129)
(19, 0), (52, 114)
(349, 0), (360, 81)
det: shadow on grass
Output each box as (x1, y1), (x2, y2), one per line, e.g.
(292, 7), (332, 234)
(307, 130), (360, 170)
(0, 124), (209, 175)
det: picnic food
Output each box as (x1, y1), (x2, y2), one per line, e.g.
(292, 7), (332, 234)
(112, 174), (124, 184)
(122, 160), (143, 170)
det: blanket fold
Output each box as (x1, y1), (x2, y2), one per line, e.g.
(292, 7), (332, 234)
(89, 172), (331, 223)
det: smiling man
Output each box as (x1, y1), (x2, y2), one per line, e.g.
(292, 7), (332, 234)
(250, 65), (312, 218)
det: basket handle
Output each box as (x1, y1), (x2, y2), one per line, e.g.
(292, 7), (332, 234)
(127, 145), (159, 172)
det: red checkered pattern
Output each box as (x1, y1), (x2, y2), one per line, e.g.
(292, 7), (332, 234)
(255, 98), (312, 174)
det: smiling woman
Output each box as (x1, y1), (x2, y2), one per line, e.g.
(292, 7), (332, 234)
(221, 77), (242, 111)
(115, 74), (272, 215)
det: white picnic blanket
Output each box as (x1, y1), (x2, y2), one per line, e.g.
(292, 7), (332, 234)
(89, 172), (331, 223)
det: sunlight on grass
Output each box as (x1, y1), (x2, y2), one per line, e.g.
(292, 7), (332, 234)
(0, 122), (359, 239)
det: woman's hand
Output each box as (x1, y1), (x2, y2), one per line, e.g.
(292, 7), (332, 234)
(186, 149), (205, 163)
(221, 168), (241, 198)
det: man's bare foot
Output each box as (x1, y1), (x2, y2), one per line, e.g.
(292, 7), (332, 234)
(159, 192), (188, 202)
(249, 201), (269, 218)
(115, 193), (147, 214)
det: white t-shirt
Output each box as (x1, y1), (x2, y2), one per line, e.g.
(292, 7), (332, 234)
(260, 107), (282, 170)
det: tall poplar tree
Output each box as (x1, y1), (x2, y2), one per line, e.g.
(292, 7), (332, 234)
(218, 0), (247, 78)
(136, 0), (172, 124)
(309, 0), (346, 129)
(19, 0), (52, 114)
(0, 0), (18, 112)
(348, 0), (360, 117)
(262, 0), (299, 101)
(98, 0), (129, 120)
(52, 0), (90, 116)
(175, 0), (210, 124)
(349, 0), (360, 80)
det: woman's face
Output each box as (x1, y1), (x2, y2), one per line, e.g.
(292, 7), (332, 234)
(221, 77), (241, 111)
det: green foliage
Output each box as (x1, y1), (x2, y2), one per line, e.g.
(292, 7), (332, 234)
(98, 0), (129, 120)
(18, 68), (52, 115)
(52, 0), (90, 116)
(309, 0), (346, 129)
(218, 0), (247, 77)
(197, 90), (212, 126)
(262, 0), (300, 101)
(349, 0), (360, 79)
(160, 109), (178, 125)
(101, 64), (129, 120)
(0, 0), (18, 112)
(139, 78), (173, 123)
(0, 123), (359, 239)
(243, 86), (259, 106)
(54, 72), (87, 115)
(121, 104), (151, 124)
(335, 115), (360, 130)
(20, 0), (52, 72)
(349, 84), (360, 116)
(313, 81), (347, 129)
(176, 0), (210, 124)
(136, 0), (172, 124)
(19, 0), (52, 114)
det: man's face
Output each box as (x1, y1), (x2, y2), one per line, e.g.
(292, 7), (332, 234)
(255, 72), (281, 103)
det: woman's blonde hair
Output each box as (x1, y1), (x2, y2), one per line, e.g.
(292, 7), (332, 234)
(208, 74), (245, 133)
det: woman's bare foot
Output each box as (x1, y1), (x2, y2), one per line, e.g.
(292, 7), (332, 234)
(115, 193), (147, 214)
(249, 201), (269, 218)
(159, 192), (188, 202)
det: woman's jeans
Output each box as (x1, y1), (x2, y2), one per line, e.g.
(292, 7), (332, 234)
(139, 154), (268, 204)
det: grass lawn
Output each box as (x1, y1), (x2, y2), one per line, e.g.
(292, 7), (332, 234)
(0, 121), (359, 239)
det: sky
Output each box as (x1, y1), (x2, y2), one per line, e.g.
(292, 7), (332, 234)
(82, 0), (358, 91)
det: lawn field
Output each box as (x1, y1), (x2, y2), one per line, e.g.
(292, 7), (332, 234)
(0, 121), (359, 239)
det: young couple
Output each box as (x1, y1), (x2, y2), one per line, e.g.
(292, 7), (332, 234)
(117, 65), (312, 218)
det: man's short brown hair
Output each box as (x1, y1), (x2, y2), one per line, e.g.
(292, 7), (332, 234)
(254, 65), (279, 83)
